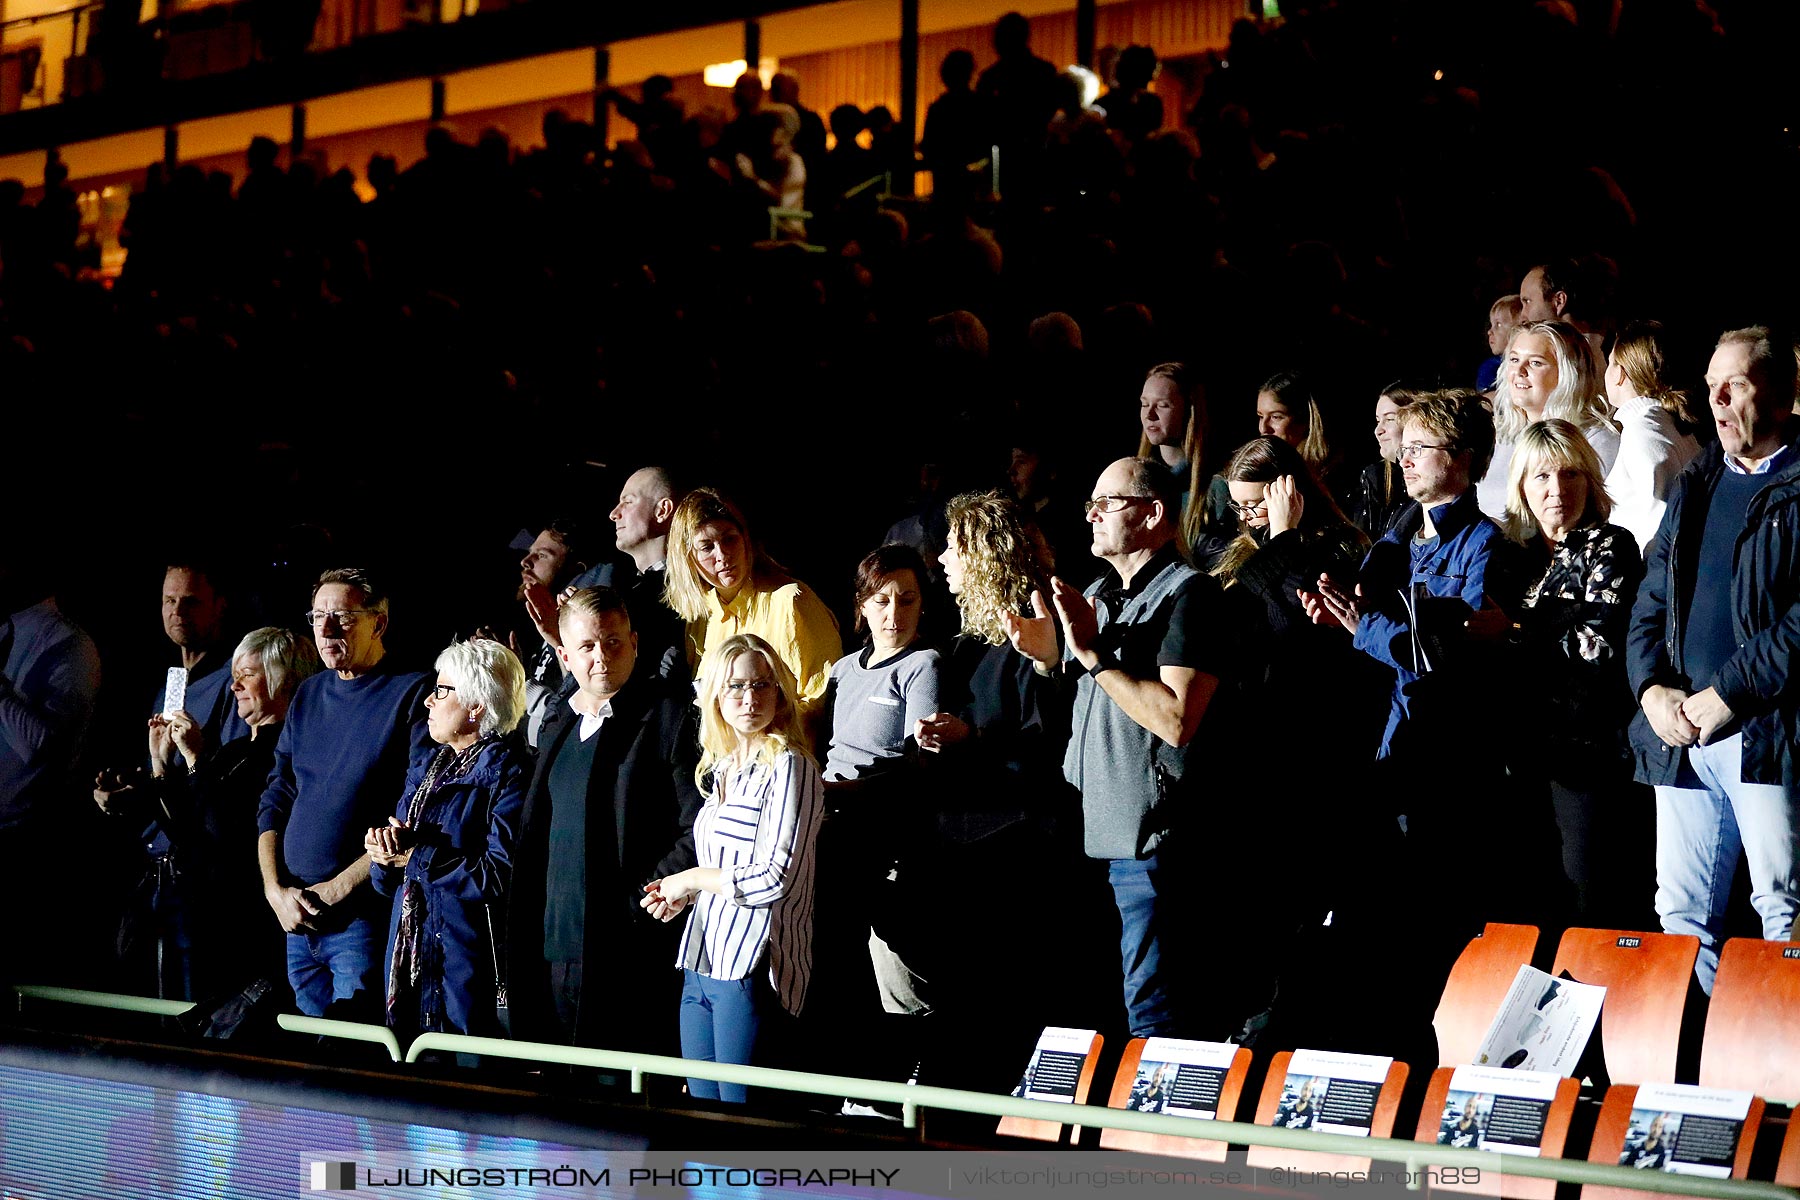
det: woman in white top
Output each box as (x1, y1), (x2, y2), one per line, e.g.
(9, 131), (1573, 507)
(1601, 320), (1702, 551)
(642, 633), (823, 1104)
(1477, 320), (1620, 520)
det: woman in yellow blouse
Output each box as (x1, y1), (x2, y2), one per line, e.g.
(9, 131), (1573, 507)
(664, 488), (842, 741)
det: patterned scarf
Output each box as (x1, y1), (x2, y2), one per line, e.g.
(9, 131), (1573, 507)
(386, 737), (491, 1027)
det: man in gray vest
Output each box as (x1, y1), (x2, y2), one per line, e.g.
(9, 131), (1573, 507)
(1010, 456), (1235, 1038)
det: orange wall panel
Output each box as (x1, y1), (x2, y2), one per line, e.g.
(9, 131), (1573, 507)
(21, 0), (1242, 195)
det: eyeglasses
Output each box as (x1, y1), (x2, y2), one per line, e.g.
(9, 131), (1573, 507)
(1082, 495), (1151, 517)
(723, 680), (774, 699)
(1227, 499), (1267, 517)
(429, 684), (457, 701)
(304, 609), (376, 629)
(1399, 442), (1451, 459)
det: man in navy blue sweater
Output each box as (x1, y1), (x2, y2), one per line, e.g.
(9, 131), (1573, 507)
(1628, 327), (1800, 993)
(257, 568), (431, 1017)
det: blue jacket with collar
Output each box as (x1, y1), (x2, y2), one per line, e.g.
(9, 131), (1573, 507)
(1626, 428), (1800, 788)
(1354, 489), (1509, 759)
(371, 734), (530, 1038)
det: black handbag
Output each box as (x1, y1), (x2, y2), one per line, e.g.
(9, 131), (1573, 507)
(484, 903), (512, 1037)
(178, 977), (283, 1043)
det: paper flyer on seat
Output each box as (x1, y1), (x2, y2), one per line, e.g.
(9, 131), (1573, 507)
(1122, 1038), (1237, 1119)
(1009, 1027), (1095, 1103)
(1270, 1049), (1393, 1136)
(1620, 1082), (1755, 1178)
(1473, 965), (1604, 1075)
(1436, 1064), (1561, 1156)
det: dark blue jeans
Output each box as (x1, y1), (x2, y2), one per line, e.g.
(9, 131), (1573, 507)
(286, 916), (384, 1018)
(1108, 853), (1184, 1038)
(679, 969), (768, 1103)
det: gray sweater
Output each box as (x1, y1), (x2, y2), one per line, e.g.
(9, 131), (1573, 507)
(822, 644), (942, 781)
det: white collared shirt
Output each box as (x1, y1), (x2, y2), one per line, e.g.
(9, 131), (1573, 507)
(568, 695), (614, 741)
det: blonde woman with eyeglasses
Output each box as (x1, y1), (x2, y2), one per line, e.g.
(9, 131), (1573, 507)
(641, 633), (823, 1104)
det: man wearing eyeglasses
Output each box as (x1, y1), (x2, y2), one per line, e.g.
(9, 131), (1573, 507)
(1010, 457), (1239, 1040)
(1305, 390), (1513, 936)
(256, 568), (432, 1018)
(1307, 390), (1506, 760)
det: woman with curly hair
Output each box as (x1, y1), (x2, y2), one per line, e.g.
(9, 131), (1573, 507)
(905, 490), (1086, 1085)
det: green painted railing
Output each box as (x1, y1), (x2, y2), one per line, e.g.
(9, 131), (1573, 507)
(276, 1013), (402, 1063)
(13, 984), (194, 1017)
(11, 987), (1797, 1199)
(404, 1032), (1797, 1200)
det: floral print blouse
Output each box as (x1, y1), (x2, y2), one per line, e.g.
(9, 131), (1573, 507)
(1520, 523), (1646, 748)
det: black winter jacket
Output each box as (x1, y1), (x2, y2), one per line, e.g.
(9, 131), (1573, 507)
(1626, 429), (1800, 787)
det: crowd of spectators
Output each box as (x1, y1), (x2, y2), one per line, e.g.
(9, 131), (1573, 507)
(1, 0), (1798, 1110)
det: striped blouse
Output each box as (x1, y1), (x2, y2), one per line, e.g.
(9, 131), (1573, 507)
(674, 747), (824, 1016)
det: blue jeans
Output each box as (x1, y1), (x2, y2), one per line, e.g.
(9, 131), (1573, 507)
(286, 916), (384, 1018)
(1108, 854), (1183, 1038)
(1655, 732), (1800, 993)
(679, 969), (766, 1103)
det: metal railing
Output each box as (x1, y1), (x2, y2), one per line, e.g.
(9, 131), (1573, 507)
(277, 1013), (402, 1062)
(841, 171), (890, 202)
(13, 983), (193, 1017)
(10, 985), (1798, 1199)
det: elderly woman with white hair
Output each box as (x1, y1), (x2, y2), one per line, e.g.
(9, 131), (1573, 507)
(94, 625), (321, 1000)
(1477, 319), (1621, 521)
(365, 638), (530, 1041)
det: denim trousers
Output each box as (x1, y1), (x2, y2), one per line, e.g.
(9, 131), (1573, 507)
(1654, 732), (1800, 993)
(1108, 853), (1183, 1038)
(286, 915), (385, 1018)
(679, 968), (768, 1103)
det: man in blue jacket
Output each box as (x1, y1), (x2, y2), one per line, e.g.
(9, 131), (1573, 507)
(1307, 390), (1515, 941)
(1310, 391), (1508, 768)
(257, 568), (431, 1016)
(1627, 325), (1800, 993)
